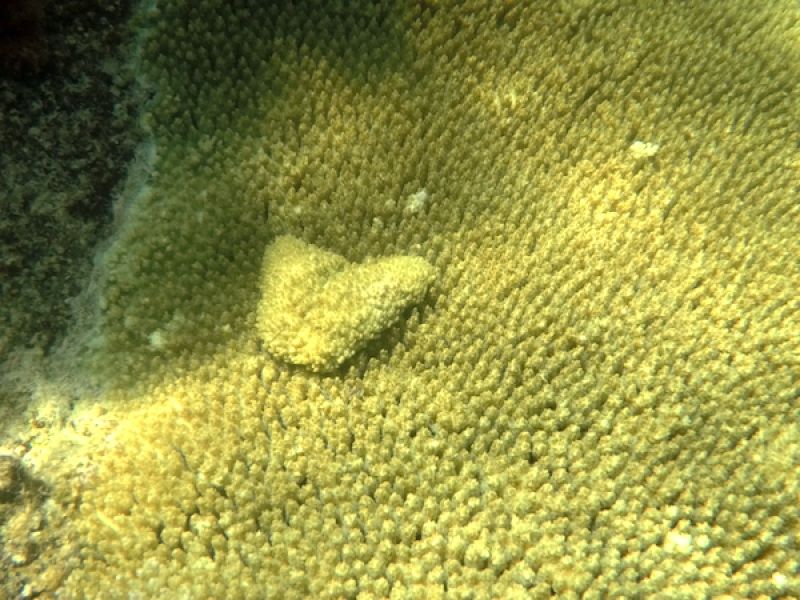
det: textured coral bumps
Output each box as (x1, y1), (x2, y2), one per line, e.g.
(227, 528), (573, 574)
(257, 235), (435, 371)
(40, 1), (800, 597)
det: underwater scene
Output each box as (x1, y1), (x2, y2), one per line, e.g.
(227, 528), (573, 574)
(1, 1), (799, 598)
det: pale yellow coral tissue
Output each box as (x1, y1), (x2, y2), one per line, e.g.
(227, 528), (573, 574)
(256, 235), (435, 371)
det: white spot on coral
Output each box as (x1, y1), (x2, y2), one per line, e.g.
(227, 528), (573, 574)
(663, 530), (692, 554)
(772, 572), (788, 588)
(148, 329), (166, 349)
(629, 140), (660, 158)
(405, 189), (429, 214)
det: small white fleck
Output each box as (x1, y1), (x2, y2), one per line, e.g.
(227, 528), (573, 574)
(772, 572), (788, 588)
(405, 189), (429, 214)
(629, 140), (660, 158)
(664, 530), (692, 554)
(148, 330), (166, 349)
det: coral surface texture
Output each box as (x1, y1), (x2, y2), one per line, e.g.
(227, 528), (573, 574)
(6, 0), (800, 599)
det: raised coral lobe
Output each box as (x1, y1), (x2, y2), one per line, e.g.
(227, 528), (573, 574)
(257, 235), (435, 371)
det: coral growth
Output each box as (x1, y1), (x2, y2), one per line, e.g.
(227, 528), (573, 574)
(5, 0), (800, 598)
(257, 236), (436, 372)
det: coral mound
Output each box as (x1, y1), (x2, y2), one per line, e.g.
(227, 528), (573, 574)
(257, 235), (435, 371)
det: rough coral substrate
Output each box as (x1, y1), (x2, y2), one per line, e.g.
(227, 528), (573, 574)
(6, 0), (800, 598)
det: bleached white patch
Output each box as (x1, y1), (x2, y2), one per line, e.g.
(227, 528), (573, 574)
(405, 189), (429, 214)
(772, 572), (788, 588)
(663, 530), (692, 554)
(148, 329), (166, 349)
(629, 140), (660, 158)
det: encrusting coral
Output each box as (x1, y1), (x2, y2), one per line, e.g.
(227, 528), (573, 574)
(4, 0), (799, 598)
(257, 235), (436, 372)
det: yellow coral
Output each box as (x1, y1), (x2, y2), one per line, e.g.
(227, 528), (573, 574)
(7, 1), (799, 599)
(257, 235), (435, 371)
